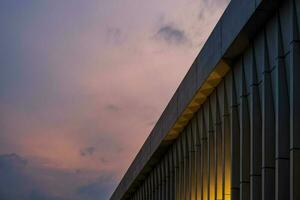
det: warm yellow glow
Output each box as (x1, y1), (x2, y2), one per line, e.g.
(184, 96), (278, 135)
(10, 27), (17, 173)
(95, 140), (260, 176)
(224, 194), (231, 200)
(224, 164), (231, 199)
(216, 149), (223, 199)
(202, 186), (208, 200)
(217, 174), (223, 199)
(224, 117), (231, 200)
(176, 153), (231, 200)
(209, 138), (215, 200)
(210, 182), (215, 200)
(164, 60), (231, 144)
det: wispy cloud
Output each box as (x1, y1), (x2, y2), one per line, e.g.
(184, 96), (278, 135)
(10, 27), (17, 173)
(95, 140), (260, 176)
(154, 24), (188, 45)
(105, 104), (121, 112)
(0, 154), (64, 200)
(0, 153), (116, 200)
(0, 153), (27, 168)
(80, 146), (96, 157)
(106, 27), (125, 45)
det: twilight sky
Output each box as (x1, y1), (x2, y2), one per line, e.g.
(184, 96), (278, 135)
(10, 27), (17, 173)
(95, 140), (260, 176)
(0, 0), (229, 199)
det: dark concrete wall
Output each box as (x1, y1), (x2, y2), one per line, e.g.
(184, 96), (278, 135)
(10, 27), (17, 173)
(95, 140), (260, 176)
(110, 0), (300, 199)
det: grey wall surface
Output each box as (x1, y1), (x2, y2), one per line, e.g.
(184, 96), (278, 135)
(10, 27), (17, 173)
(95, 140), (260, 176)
(110, 0), (300, 199)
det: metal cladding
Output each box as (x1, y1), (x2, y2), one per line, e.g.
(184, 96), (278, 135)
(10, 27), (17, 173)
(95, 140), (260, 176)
(110, 0), (300, 199)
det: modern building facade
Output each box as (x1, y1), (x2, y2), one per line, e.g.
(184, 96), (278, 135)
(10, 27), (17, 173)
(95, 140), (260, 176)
(110, 0), (300, 199)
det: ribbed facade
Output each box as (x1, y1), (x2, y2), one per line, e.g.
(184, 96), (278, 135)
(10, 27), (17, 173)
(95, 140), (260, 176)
(111, 0), (300, 199)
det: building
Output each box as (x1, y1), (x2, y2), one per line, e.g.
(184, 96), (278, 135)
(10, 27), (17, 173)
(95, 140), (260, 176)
(110, 0), (300, 199)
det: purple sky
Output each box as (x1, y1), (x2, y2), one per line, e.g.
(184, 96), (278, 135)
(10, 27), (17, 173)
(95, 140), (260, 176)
(0, 0), (229, 199)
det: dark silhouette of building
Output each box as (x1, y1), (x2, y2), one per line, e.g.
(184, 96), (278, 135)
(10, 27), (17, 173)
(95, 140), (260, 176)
(111, 0), (300, 199)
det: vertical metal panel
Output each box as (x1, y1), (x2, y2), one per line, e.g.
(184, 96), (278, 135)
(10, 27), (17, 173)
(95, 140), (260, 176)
(262, 30), (276, 200)
(208, 97), (215, 200)
(142, 180), (145, 200)
(240, 58), (251, 200)
(250, 43), (262, 200)
(177, 138), (183, 200)
(159, 163), (163, 200)
(157, 164), (161, 200)
(222, 79), (231, 200)
(138, 185), (141, 200)
(215, 89), (223, 200)
(183, 128), (190, 200)
(174, 142), (180, 200)
(148, 175), (151, 200)
(195, 110), (203, 200)
(177, 138), (182, 200)
(140, 182), (143, 200)
(153, 168), (157, 200)
(290, 1), (300, 199)
(189, 120), (197, 200)
(137, 186), (140, 200)
(169, 148), (175, 200)
(146, 176), (149, 200)
(164, 154), (169, 200)
(275, 11), (290, 200)
(151, 172), (154, 200)
(144, 181), (147, 200)
(231, 68), (240, 200)
(151, 169), (155, 200)
(162, 161), (166, 200)
(179, 133), (185, 200)
(148, 177), (151, 200)
(160, 160), (166, 200)
(152, 171), (156, 200)
(161, 164), (164, 200)
(200, 108), (209, 200)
